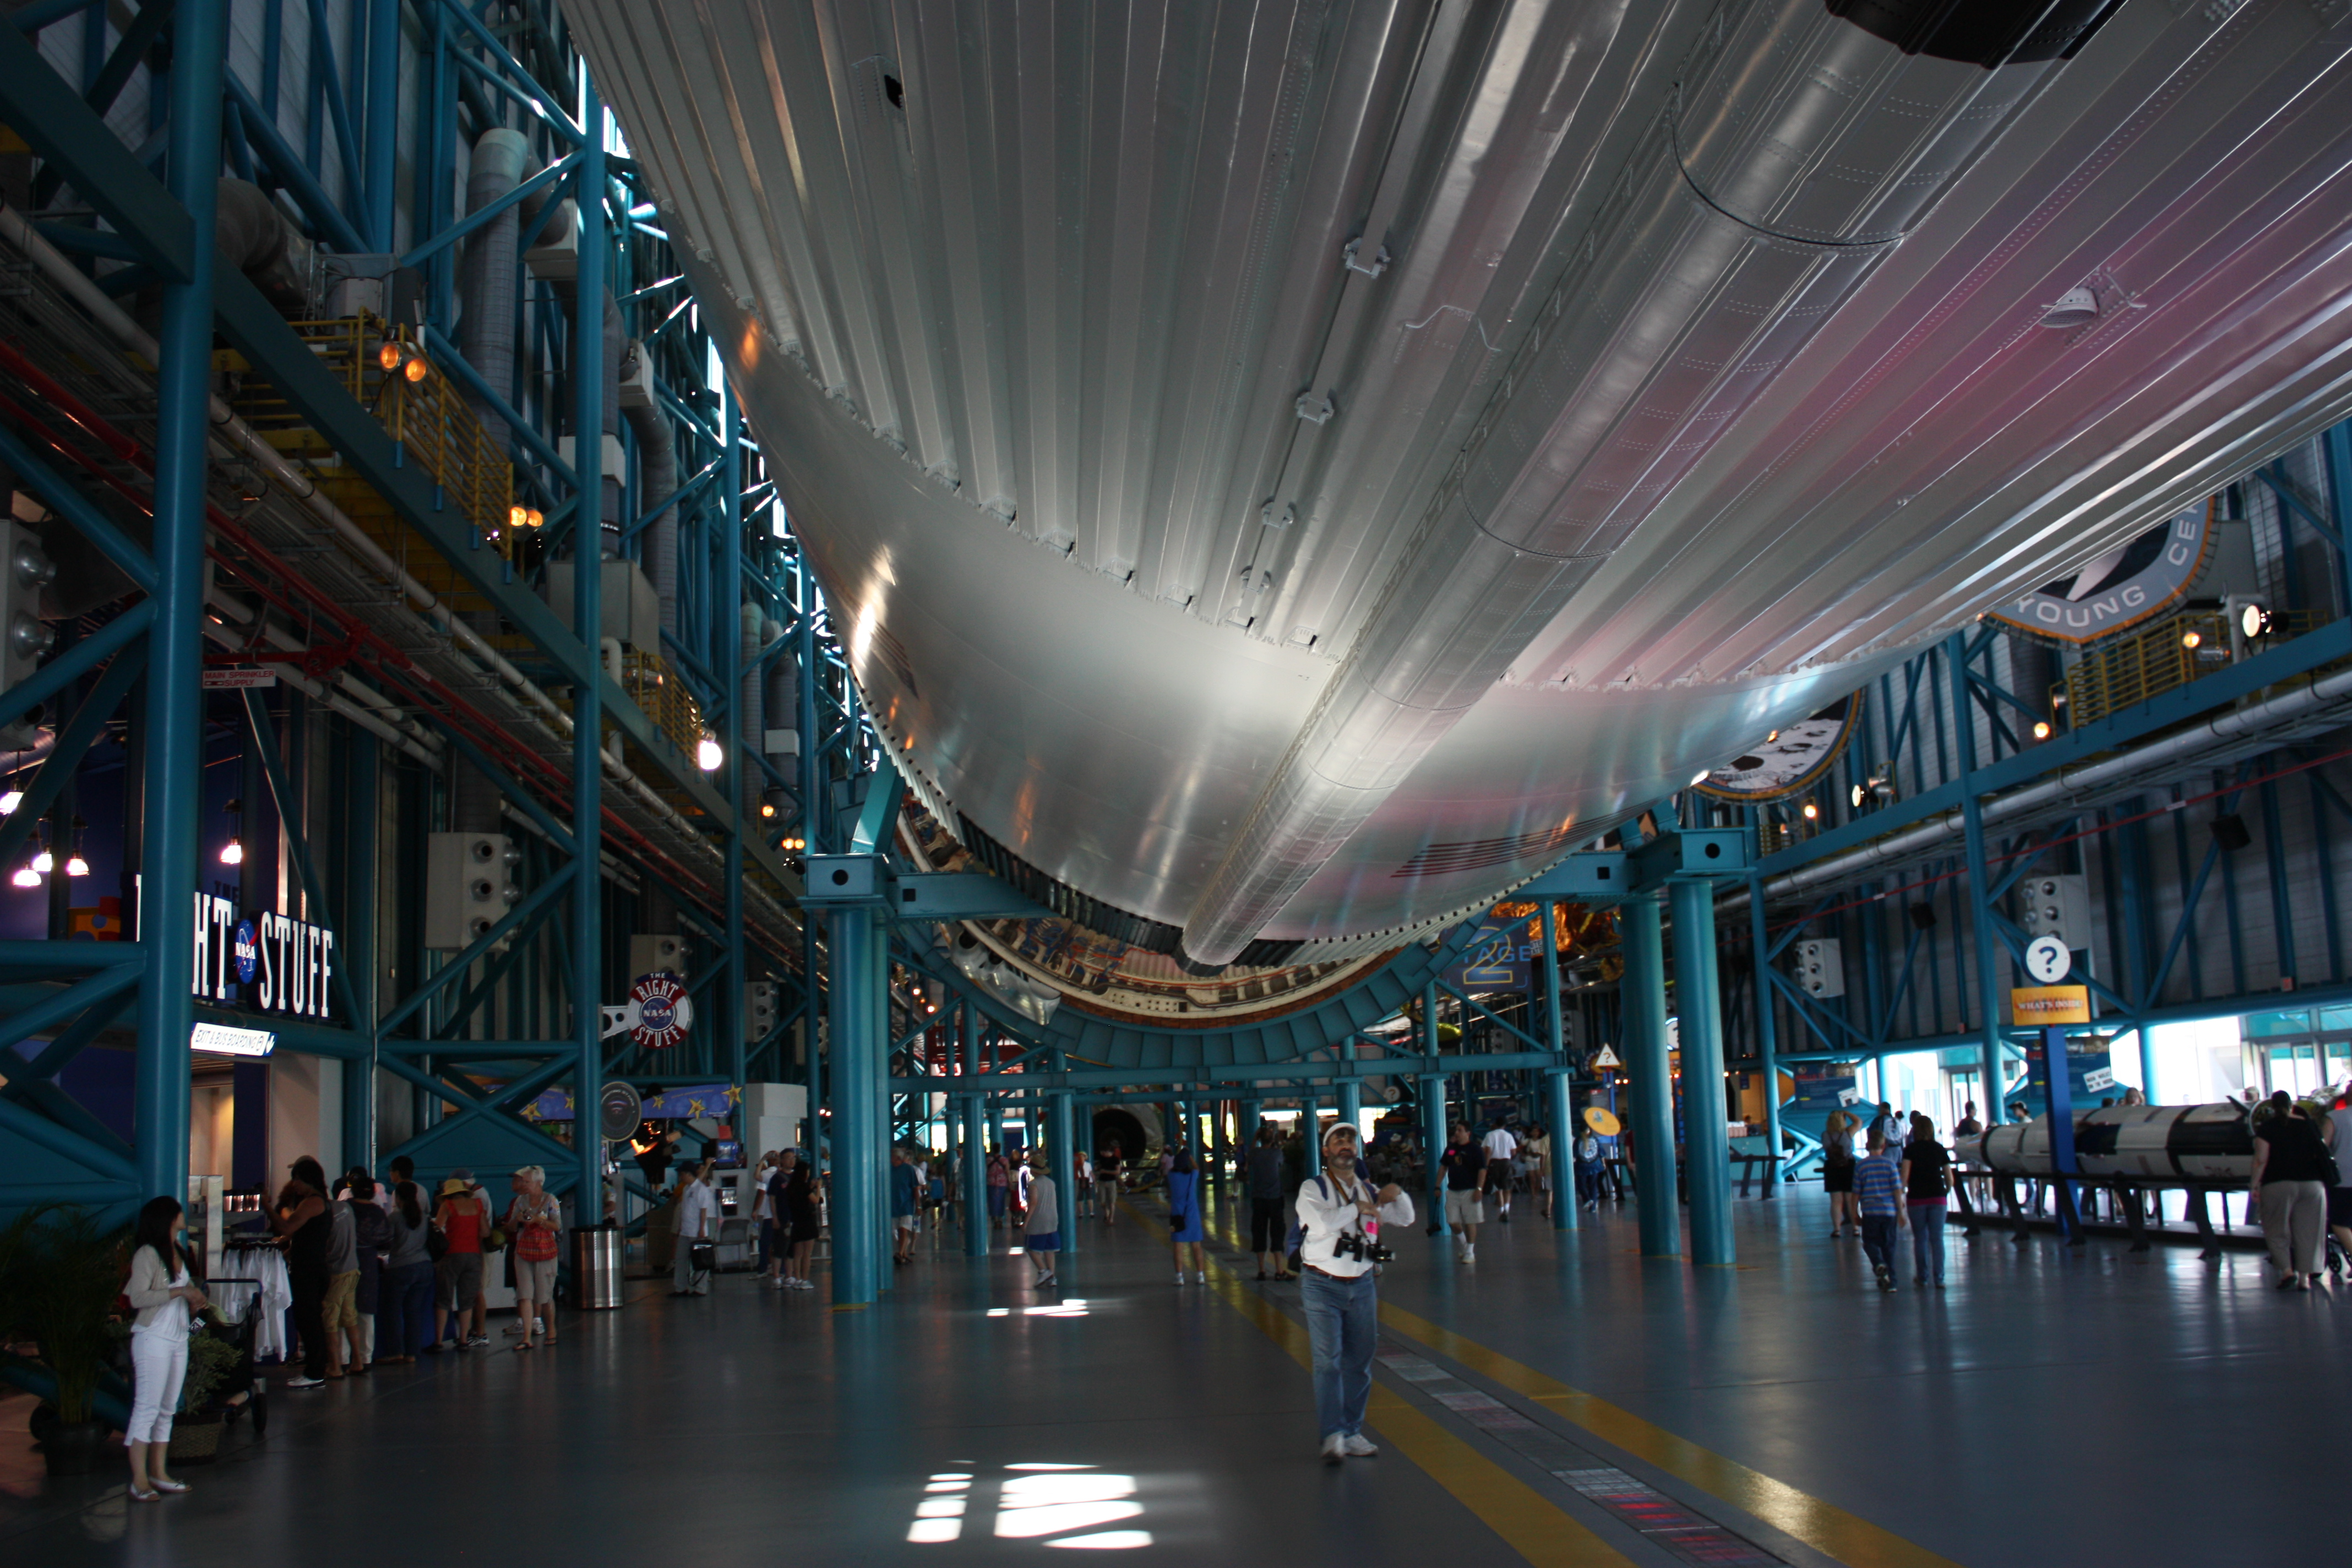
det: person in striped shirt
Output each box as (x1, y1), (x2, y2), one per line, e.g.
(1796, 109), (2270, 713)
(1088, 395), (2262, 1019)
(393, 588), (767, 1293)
(1852, 1131), (1906, 1293)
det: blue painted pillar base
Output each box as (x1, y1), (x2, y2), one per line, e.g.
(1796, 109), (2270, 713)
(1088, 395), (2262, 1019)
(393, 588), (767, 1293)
(1048, 1082), (1076, 1256)
(1670, 878), (1734, 1267)
(827, 906), (882, 1305)
(1419, 1074), (1448, 1237)
(1623, 891), (1680, 1259)
(1545, 1069), (1577, 1232)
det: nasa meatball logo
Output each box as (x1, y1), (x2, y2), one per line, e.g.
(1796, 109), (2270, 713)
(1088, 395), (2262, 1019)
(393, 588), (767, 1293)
(232, 920), (259, 985)
(629, 972), (692, 1050)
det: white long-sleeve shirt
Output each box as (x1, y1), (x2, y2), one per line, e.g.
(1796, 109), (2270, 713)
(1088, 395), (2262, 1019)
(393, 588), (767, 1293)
(1293, 1169), (1415, 1278)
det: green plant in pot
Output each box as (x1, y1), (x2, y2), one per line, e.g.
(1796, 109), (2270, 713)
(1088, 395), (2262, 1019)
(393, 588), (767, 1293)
(165, 1331), (242, 1464)
(15, 1206), (130, 1476)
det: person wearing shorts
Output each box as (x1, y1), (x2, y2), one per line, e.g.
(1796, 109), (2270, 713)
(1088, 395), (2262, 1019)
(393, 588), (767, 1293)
(1024, 1148), (1060, 1286)
(504, 1165), (562, 1349)
(1440, 1124), (1488, 1262)
(433, 1178), (488, 1347)
(1482, 1123), (1521, 1223)
(1096, 1146), (1123, 1228)
(891, 1148), (921, 1265)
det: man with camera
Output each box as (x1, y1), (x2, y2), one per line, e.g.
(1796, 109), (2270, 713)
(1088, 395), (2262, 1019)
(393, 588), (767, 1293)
(1296, 1121), (1415, 1464)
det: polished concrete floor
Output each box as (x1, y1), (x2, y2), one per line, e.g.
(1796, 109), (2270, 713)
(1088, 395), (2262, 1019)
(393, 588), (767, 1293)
(2, 1184), (2344, 1566)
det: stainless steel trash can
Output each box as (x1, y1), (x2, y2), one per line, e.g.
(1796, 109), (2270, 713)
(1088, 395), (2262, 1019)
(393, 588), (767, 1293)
(571, 1228), (623, 1309)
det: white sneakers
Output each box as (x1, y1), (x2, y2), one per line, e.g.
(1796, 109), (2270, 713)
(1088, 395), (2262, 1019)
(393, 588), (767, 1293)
(1342, 1434), (1378, 1457)
(1195, 1271), (1207, 1284)
(1456, 1242), (1476, 1263)
(1321, 1434), (1347, 1465)
(1174, 1271), (1186, 1285)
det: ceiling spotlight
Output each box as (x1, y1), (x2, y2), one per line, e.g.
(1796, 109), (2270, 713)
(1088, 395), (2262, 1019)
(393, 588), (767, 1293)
(29, 848), (51, 874)
(220, 839), (244, 867)
(1849, 783), (1866, 809)
(2180, 629), (2202, 650)
(695, 733), (723, 771)
(377, 339), (404, 372)
(404, 355), (429, 383)
(64, 852), (88, 877)
(8, 864), (35, 888)
(2032, 720), (2052, 740)
(1801, 801), (1820, 821)
(2237, 601), (2275, 641)
(759, 802), (776, 818)
(510, 505), (529, 530)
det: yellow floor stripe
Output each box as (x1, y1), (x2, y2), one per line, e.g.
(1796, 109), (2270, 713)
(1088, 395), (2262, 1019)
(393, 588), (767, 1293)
(1376, 1303), (1964, 1568)
(1166, 1199), (1634, 1566)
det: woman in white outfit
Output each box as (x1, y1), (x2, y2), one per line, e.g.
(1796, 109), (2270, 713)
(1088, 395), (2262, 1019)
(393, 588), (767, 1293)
(123, 1195), (209, 1500)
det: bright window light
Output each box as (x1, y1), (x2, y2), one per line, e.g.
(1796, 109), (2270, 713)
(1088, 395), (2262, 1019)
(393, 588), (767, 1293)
(910, 1464), (1153, 1552)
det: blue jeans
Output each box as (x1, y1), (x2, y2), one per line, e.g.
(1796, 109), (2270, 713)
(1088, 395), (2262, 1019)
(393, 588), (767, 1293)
(1859, 1213), (1898, 1276)
(1909, 1203), (1946, 1283)
(377, 1261), (434, 1356)
(1299, 1268), (1377, 1440)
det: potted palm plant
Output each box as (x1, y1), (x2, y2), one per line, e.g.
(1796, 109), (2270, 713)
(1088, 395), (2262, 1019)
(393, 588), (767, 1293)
(13, 1206), (128, 1476)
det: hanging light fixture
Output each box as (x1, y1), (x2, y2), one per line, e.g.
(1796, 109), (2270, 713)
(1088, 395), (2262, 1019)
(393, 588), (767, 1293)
(8, 864), (36, 889)
(220, 796), (243, 866)
(696, 732), (723, 771)
(64, 851), (88, 878)
(0, 790), (20, 814)
(29, 847), (51, 874)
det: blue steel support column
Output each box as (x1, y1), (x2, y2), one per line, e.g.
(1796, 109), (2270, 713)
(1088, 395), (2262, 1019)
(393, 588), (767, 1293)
(865, 924), (891, 1289)
(1048, 1067), (1076, 1257)
(1540, 898), (1577, 1231)
(1670, 878), (1735, 1266)
(342, 727), (379, 1167)
(1242, 1097), (1262, 1151)
(1336, 1079), (1362, 1146)
(1747, 870), (1783, 1195)
(362, 0), (398, 248)
(1301, 1088), (1321, 1179)
(1544, 1069), (1575, 1225)
(722, 400), (746, 1092)
(827, 906), (881, 1303)
(1419, 1073), (1449, 1238)
(134, 0), (225, 1206)
(1948, 634), (2007, 1128)
(1623, 890), (1680, 1257)
(961, 1005), (987, 1256)
(798, 563), (825, 1159)
(570, 82), (608, 1208)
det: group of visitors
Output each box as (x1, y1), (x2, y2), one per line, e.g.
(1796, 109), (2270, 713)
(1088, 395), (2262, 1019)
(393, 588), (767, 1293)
(1841, 1112), (1956, 1291)
(263, 1155), (567, 1387)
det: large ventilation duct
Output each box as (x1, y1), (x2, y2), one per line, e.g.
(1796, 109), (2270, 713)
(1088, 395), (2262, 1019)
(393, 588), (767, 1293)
(458, 129), (531, 455)
(1176, 2), (2100, 965)
(620, 339), (679, 635)
(739, 601), (763, 755)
